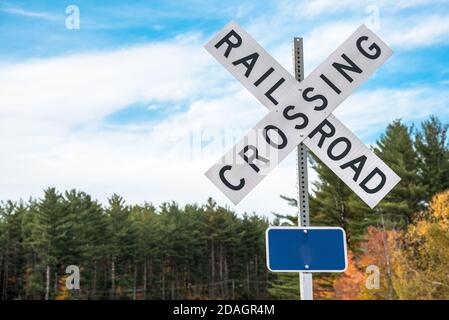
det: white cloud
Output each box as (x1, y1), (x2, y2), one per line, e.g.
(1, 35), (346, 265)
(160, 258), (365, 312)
(334, 87), (449, 141)
(384, 15), (449, 49)
(0, 39), (224, 125)
(0, 38), (300, 217)
(244, 0), (449, 69)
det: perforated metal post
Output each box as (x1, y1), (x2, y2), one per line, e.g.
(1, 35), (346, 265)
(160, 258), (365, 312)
(293, 37), (313, 300)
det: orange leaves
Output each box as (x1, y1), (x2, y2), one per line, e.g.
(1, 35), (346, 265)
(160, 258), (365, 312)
(333, 251), (364, 300)
(331, 227), (400, 300)
(320, 191), (449, 300)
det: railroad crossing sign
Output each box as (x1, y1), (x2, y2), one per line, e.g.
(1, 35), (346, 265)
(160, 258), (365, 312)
(204, 21), (400, 208)
(266, 227), (347, 272)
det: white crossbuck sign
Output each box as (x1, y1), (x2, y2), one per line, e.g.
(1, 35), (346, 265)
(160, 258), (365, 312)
(204, 21), (401, 208)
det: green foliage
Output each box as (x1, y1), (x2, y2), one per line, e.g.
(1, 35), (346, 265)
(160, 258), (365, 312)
(0, 194), (269, 300)
(374, 120), (425, 226)
(268, 274), (299, 299)
(414, 116), (449, 203)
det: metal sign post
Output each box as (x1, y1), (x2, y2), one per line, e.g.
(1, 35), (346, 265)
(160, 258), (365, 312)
(293, 37), (313, 301)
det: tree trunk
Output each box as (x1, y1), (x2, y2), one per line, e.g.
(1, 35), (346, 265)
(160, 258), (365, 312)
(0, 251), (3, 295)
(210, 240), (215, 298)
(133, 263), (137, 300)
(143, 258), (147, 300)
(45, 265), (50, 300)
(2, 253), (8, 300)
(161, 260), (165, 300)
(219, 244), (224, 298)
(381, 213), (394, 300)
(246, 263), (250, 299)
(232, 279), (235, 300)
(254, 254), (259, 297)
(54, 271), (58, 298)
(111, 259), (115, 299)
(2, 230), (10, 300)
(149, 259), (153, 298)
(224, 256), (228, 299)
(171, 271), (175, 300)
(92, 261), (97, 299)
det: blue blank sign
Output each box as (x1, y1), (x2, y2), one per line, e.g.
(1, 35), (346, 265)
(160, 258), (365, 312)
(266, 227), (347, 272)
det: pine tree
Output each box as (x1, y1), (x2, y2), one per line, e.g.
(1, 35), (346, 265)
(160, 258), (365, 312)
(130, 203), (160, 299)
(27, 188), (71, 300)
(374, 120), (425, 226)
(105, 194), (137, 299)
(309, 157), (377, 247)
(415, 116), (449, 203)
(63, 190), (109, 299)
(0, 201), (27, 299)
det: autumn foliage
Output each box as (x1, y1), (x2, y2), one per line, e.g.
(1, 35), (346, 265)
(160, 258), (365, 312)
(325, 190), (449, 300)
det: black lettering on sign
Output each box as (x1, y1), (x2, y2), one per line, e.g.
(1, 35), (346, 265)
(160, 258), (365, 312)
(340, 155), (367, 182)
(332, 54), (362, 83)
(308, 119), (335, 148)
(232, 53), (260, 78)
(302, 87), (328, 111)
(214, 30), (242, 58)
(254, 67), (275, 87)
(356, 36), (381, 60)
(238, 145), (269, 173)
(263, 125), (288, 149)
(359, 167), (386, 194)
(283, 105), (309, 130)
(320, 74), (341, 95)
(265, 78), (285, 105)
(327, 137), (352, 161)
(219, 165), (245, 191)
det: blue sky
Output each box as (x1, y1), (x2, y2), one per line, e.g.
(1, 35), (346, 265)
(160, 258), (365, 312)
(0, 0), (449, 217)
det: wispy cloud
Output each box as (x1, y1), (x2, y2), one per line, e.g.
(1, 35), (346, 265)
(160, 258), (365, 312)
(385, 15), (449, 49)
(0, 4), (62, 21)
(295, 0), (448, 16)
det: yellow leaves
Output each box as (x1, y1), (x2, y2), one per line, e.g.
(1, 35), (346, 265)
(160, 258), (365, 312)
(406, 220), (428, 244)
(402, 190), (449, 248)
(55, 275), (70, 300)
(428, 190), (449, 229)
(391, 190), (449, 299)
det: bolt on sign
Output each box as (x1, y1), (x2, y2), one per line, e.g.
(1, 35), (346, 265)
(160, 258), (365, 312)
(204, 21), (400, 208)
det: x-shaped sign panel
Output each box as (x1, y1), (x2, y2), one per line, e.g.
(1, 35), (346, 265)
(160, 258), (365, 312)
(204, 21), (400, 208)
